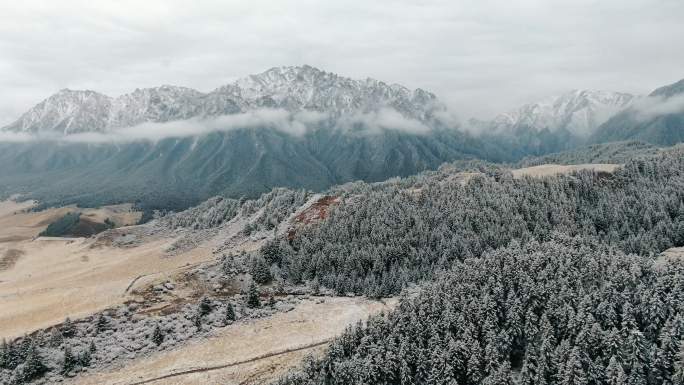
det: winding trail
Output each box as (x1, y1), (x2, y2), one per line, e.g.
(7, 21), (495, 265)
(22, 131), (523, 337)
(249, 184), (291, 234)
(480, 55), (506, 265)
(126, 339), (332, 385)
(123, 274), (145, 294)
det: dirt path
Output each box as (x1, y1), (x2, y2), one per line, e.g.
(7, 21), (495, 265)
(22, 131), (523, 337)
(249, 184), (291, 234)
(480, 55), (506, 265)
(71, 297), (396, 385)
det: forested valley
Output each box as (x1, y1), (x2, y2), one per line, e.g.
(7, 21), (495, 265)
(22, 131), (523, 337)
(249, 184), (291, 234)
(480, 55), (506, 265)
(3, 144), (684, 385)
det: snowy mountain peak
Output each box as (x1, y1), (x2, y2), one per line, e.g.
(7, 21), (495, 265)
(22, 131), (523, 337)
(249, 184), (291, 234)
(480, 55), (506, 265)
(490, 89), (635, 137)
(3, 66), (443, 135)
(108, 85), (205, 129)
(3, 89), (113, 134)
(226, 65), (442, 117)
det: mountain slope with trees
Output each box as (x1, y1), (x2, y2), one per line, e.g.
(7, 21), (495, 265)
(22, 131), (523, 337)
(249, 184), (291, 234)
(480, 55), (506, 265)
(260, 146), (684, 296)
(276, 236), (684, 385)
(0, 126), (510, 215)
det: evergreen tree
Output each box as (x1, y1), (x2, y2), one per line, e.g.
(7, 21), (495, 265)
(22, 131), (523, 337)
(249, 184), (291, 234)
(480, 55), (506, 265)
(198, 297), (212, 316)
(78, 346), (92, 367)
(0, 340), (20, 370)
(61, 317), (76, 338)
(61, 345), (76, 375)
(225, 303), (236, 322)
(193, 312), (203, 331)
(483, 361), (513, 385)
(95, 313), (108, 334)
(18, 342), (48, 382)
(152, 323), (164, 345)
(0, 339), (8, 369)
(49, 327), (63, 347)
(250, 256), (272, 284)
(221, 254), (236, 276)
(605, 356), (627, 385)
(311, 278), (320, 296)
(561, 347), (588, 385)
(674, 345), (684, 384)
(247, 281), (261, 308)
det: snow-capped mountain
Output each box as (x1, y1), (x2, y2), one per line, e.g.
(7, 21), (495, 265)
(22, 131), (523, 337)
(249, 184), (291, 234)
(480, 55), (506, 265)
(486, 90), (635, 137)
(107, 85), (206, 129)
(590, 77), (684, 146)
(3, 89), (113, 135)
(224, 66), (440, 118)
(2, 65), (444, 135)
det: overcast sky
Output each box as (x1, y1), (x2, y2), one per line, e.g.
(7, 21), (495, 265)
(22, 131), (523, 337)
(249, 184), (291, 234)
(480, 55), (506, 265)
(0, 0), (682, 126)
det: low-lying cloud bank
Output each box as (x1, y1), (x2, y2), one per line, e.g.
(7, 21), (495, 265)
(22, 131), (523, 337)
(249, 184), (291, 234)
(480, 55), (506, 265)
(339, 108), (433, 135)
(0, 108), (445, 143)
(632, 94), (684, 120)
(64, 109), (324, 143)
(0, 131), (35, 142)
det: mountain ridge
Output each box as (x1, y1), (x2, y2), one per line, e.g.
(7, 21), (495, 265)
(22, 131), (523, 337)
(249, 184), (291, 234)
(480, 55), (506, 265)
(590, 77), (684, 146)
(2, 65), (444, 135)
(466, 89), (636, 157)
(477, 89), (635, 137)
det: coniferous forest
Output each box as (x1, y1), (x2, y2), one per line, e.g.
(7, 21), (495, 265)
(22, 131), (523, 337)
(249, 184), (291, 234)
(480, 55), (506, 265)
(276, 236), (684, 384)
(265, 147), (684, 297)
(268, 146), (684, 384)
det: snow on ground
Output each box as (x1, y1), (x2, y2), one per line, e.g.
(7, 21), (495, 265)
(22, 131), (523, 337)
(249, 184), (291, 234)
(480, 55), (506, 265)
(69, 297), (396, 385)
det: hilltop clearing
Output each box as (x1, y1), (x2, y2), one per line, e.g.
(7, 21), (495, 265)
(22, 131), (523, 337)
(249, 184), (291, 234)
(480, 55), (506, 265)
(511, 163), (621, 178)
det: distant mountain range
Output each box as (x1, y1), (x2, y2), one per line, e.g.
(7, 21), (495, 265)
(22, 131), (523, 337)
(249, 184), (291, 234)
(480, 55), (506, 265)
(0, 66), (494, 214)
(470, 79), (684, 155)
(469, 89), (638, 157)
(477, 89), (635, 136)
(2, 65), (443, 135)
(1, 66), (682, 214)
(590, 79), (684, 146)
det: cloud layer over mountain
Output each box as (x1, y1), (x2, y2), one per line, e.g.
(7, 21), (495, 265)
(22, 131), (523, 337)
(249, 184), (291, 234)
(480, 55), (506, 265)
(633, 94), (684, 120)
(0, 108), (436, 143)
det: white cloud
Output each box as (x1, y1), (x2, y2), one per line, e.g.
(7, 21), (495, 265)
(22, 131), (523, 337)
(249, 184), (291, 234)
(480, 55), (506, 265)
(632, 94), (684, 120)
(0, 131), (35, 142)
(0, 108), (434, 143)
(339, 108), (432, 135)
(59, 109), (322, 143)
